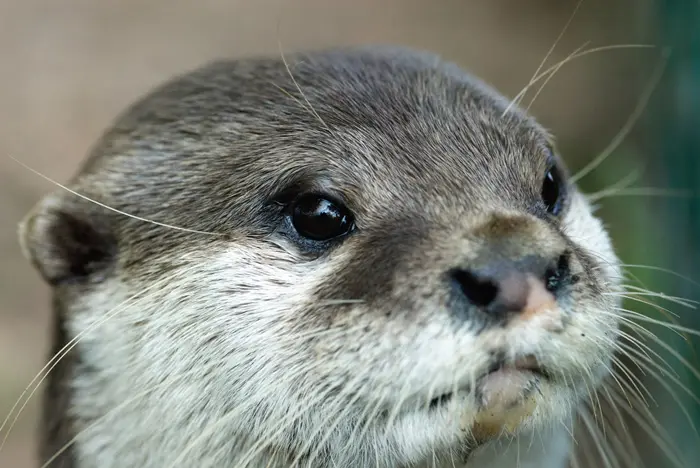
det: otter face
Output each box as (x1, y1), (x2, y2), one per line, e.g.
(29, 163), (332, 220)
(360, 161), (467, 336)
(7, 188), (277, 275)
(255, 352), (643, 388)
(22, 47), (621, 467)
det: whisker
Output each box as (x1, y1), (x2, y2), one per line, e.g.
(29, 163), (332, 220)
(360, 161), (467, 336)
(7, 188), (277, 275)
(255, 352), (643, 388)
(612, 284), (698, 348)
(344, 385), (391, 461)
(617, 264), (700, 288)
(599, 384), (647, 468)
(0, 267), (195, 453)
(503, 43), (656, 118)
(595, 401), (641, 468)
(42, 363), (219, 468)
(236, 373), (366, 468)
(579, 408), (617, 468)
(175, 376), (313, 467)
(383, 363), (426, 437)
(615, 296), (688, 328)
(585, 168), (644, 203)
(517, 0), (584, 110)
(267, 80), (308, 109)
(570, 47), (670, 183)
(8, 155), (219, 236)
(302, 383), (370, 468)
(277, 40), (331, 133)
(606, 388), (688, 468)
(597, 307), (694, 380)
(615, 323), (677, 381)
(618, 285), (698, 308)
(580, 362), (605, 426)
(609, 353), (653, 409)
(617, 309), (700, 339)
(616, 343), (700, 440)
(524, 41), (591, 113)
(337, 386), (385, 458)
(316, 299), (365, 306)
(589, 187), (695, 203)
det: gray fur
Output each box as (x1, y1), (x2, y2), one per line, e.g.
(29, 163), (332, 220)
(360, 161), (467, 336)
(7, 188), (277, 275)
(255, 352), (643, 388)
(19, 46), (621, 467)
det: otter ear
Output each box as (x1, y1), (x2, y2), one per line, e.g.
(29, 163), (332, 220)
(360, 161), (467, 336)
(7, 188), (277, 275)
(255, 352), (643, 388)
(19, 193), (117, 285)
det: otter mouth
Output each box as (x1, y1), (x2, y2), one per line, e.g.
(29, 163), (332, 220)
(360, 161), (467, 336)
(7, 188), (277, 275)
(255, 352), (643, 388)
(428, 355), (549, 410)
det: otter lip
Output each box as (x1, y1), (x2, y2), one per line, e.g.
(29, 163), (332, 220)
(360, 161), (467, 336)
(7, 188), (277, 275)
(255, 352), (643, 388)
(487, 355), (548, 378)
(428, 355), (548, 409)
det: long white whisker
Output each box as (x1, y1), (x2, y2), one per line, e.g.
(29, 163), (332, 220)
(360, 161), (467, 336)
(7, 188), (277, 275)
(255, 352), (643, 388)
(9, 155), (219, 236)
(0, 267), (196, 453)
(606, 388), (688, 468)
(277, 41), (331, 133)
(505, 0), (583, 113)
(571, 48), (670, 183)
(586, 168), (645, 202)
(503, 44), (656, 118)
(589, 187), (695, 203)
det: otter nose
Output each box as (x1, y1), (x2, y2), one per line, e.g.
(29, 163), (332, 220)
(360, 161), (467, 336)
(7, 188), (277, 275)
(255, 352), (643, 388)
(450, 254), (569, 322)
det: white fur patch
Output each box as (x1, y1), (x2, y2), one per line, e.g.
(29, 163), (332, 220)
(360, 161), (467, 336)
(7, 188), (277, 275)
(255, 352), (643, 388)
(69, 245), (329, 467)
(63, 189), (621, 468)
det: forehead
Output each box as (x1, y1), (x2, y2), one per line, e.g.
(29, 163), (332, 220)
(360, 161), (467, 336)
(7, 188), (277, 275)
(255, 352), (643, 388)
(83, 47), (554, 230)
(264, 50), (551, 216)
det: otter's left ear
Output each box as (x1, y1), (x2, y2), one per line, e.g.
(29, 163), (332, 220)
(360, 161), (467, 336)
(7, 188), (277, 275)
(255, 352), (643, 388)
(19, 193), (117, 286)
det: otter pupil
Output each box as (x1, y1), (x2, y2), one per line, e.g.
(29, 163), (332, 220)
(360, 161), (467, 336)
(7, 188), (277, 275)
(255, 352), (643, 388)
(541, 167), (563, 216)
(291, 194), (354, 241)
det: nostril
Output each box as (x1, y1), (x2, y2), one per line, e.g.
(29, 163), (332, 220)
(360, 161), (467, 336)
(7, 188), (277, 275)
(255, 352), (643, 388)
(451, 269), (499, 307)
(449, 253), (569, 320)
(545, 253), (570, 293)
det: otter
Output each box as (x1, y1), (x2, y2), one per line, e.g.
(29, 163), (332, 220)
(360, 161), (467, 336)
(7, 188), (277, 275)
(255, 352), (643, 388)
(19, 46), (621, 467)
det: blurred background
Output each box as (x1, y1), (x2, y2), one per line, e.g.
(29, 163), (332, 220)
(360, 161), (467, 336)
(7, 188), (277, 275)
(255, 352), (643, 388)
(0, 0), (697, 467)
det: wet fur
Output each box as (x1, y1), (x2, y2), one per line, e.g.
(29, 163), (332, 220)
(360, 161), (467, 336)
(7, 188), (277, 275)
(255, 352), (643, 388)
(20, 46), (621, 467)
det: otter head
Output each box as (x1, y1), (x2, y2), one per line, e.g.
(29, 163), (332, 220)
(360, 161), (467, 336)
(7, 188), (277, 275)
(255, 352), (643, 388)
(20, 46), (621, 467)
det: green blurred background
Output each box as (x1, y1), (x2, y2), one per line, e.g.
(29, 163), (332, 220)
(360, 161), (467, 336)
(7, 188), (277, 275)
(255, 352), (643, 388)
(0, 0), (697, 467)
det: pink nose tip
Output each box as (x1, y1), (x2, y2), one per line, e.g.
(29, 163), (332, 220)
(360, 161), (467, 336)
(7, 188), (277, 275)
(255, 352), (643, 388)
(449, 253), (569, 323)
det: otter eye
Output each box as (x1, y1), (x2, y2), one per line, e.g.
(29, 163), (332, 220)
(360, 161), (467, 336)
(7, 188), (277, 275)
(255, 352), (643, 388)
(290, 194), (354, 241)
(541, 166), (564, 216)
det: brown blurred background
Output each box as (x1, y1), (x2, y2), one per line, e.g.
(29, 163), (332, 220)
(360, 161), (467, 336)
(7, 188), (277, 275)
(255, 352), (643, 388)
(2, 0), (692, 467)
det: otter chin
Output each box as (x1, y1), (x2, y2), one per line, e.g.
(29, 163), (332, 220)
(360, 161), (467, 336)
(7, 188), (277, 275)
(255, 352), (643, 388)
(469, 359), (544, 443)
(20, 45), (622, 468)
